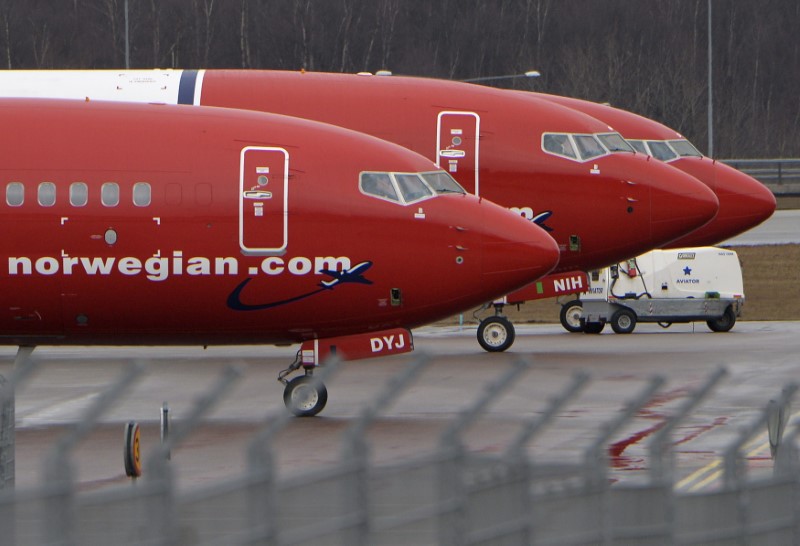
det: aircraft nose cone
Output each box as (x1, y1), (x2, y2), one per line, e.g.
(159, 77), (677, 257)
(710, 163), (776, 236)
(480, 201), (560, 289)
(665, 161), (776, 247)
(649, 165), (719, 247)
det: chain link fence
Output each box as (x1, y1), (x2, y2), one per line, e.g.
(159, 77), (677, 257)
(1, 352), (798, 545)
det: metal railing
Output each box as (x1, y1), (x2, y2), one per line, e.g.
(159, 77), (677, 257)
(1, 354), (799, 545)
(722, 158), (800, 195)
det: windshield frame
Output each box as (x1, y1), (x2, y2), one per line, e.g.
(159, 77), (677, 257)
(359, 170), (462, 206)
(542, 132), (614, 163)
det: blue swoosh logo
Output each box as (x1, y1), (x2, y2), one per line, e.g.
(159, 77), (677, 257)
(227, 261), (374, 311)
(532, 210), (554, 232)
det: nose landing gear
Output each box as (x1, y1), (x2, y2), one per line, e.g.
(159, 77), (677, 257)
(278, 352), (328, 417)
(476, 305), (516, 352)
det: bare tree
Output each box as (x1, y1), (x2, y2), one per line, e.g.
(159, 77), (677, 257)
(0, 0), (14, 68)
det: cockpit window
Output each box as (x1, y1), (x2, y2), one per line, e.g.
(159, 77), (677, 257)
(628, 140), (648, 154)
(421, 171), (466, 195)
(542, 133), (578, 160)
(360, 170), (458, 206)
(573, 135), (607, 160)
(395, 174), (434, 203)
(597, 133), (634, 153)
(360, 172), (400, 202)
(668, 139), (703, 157)
(647, 140), (679, 161)
(543, 133), (612, 162)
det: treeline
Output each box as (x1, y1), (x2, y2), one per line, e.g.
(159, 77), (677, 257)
(0, 0), (797, 158)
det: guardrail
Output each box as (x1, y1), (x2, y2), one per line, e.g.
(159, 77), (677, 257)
(1, 355), (799, 545)
(722, 158), (800, 195)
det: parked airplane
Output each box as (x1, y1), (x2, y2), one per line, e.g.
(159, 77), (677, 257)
(0, 98), (559, 415)
(537, 94), (776, 247)
(0, 69), (721, 350)
(0, 70), (719, 272)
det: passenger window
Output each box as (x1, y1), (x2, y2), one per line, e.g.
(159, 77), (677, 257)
(573, 135), (607, 160)
(542, 134), (578, 160)
(360, 172), (400, 202)
(133, 182), (151, 207)
(647, 141), (678, 161)
(101, 182), (120, 207)
(6, 182), (24, 206)
(70, 182), (88, 207)
(38, 182), (56, 207)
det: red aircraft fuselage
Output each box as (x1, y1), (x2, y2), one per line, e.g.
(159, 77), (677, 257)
(538, 93), (776, 247)
(0, 99), (558, 346)
(0, 70), (719, 272)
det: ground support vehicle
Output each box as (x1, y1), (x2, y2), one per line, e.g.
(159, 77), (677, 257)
(562, 247), (744, 335)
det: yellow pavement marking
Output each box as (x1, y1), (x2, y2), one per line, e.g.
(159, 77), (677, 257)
(676, 412), (799, 492)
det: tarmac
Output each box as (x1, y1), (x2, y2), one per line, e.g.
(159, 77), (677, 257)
(724, 209), (800, 245)
(3, 320), (799, 494)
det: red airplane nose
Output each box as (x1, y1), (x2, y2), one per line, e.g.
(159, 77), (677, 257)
(647, 160), (720, 247)
(664, 160), (776, 248)
(479, 199), (560, 289)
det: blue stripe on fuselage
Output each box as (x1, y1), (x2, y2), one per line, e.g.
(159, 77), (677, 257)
(178, 70), (199, 105)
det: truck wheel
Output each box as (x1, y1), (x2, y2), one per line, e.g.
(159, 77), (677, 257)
(611, 309), (637, 334)
(707, 306), (736, 332)
(477, 316), (515, 352)
(560, 300), (584, 333)
(583, 321), (605, 334)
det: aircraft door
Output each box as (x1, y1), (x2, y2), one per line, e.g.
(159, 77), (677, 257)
(436, 111), (480, 195)
(239, 146), (289, 255)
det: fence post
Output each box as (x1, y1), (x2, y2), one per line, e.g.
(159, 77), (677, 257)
(42, 361), (145, 546)
(583, 375), (665, 545)
(144, 364), (243, 546)
(646, 367), (726, 543)
(0, 346), (36, 491)
(505, 370), (590, 544)
(341, 354), (431, 546)
(437, 358), (529, 546)
(775, 423), (800, 544)
(245, 356), (341, 546)
(723, 384), (797, 488)
(721, 384), (797, 543)
(649, 367), (727, 484)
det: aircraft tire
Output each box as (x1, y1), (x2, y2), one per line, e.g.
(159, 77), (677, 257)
(283, 376), (328, 417)
(610, 308), (637, 334)
(707, 306), (736, 333)
(477, 316), (515, 352)
(560, 300), (584, 333)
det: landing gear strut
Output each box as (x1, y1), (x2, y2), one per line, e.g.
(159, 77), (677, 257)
(278, 351), (328, 417)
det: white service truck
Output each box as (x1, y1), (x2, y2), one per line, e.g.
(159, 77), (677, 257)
(560, 247), (744, 334)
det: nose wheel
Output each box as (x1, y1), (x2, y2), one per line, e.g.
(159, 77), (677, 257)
(283, 375), (328, 417)
(477, 315), (516, 352)
(278, 352), (328, 417)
